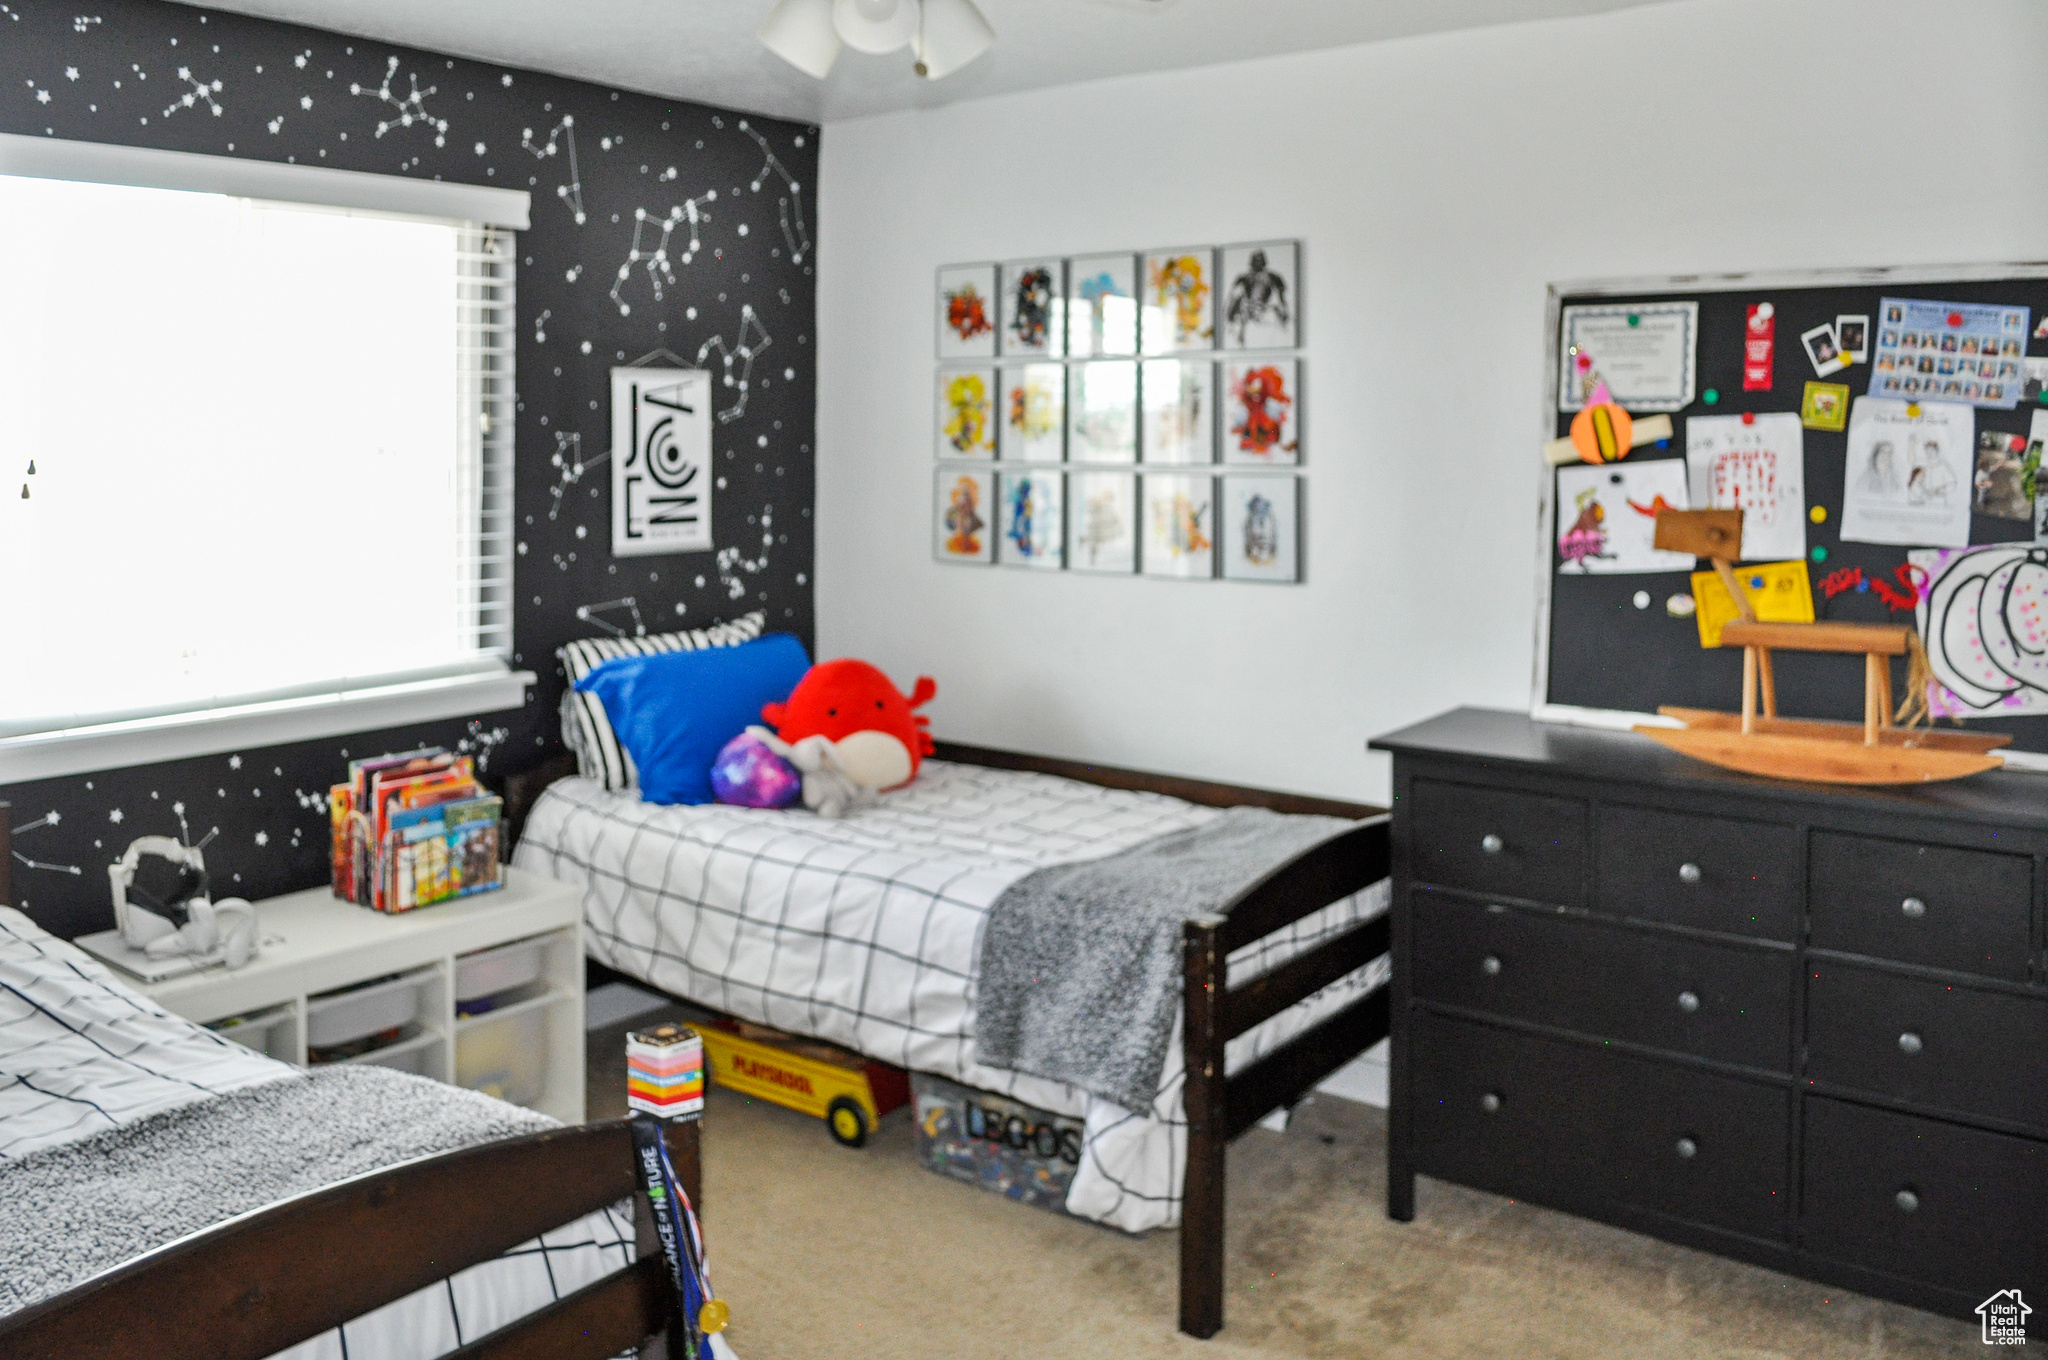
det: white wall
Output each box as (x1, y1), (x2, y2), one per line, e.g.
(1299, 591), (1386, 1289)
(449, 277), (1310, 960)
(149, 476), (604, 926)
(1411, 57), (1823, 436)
(815, 0), (2048, 805)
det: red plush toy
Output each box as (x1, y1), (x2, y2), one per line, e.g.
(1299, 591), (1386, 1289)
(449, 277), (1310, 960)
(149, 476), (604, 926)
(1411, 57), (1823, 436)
(757, 660), (937, 816)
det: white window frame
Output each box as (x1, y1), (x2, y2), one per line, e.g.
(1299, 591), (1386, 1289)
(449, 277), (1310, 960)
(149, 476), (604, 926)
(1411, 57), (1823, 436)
(0, 134), (534, 783)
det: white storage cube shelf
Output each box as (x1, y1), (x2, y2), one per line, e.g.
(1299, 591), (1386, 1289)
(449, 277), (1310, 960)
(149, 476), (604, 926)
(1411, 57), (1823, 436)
(156, 868), (585, 1124)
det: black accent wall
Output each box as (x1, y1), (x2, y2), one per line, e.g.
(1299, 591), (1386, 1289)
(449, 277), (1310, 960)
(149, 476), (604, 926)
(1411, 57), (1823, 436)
(0, 0), (818, 937)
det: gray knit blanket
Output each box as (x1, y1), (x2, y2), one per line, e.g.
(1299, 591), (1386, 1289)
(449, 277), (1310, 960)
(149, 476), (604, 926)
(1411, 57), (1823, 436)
(0, 1064), (556, 1316)
(973, 806), (1352, 1111)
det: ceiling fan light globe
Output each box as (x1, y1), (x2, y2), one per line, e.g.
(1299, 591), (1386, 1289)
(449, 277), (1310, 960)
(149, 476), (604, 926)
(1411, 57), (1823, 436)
(913, 0), (995, 79)
(757, 0), (843, 78)
(831, 0), (921, 54)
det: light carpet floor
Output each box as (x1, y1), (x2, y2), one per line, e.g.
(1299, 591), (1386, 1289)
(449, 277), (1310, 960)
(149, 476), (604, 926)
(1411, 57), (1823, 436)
(587, 1007), (1981, 1358)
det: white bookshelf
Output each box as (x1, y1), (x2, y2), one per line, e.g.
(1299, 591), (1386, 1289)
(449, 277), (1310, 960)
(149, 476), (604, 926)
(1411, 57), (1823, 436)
(108, 866), (586, 1124)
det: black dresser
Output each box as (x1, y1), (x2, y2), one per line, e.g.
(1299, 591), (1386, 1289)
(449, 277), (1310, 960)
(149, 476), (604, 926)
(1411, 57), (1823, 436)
(1371, 708), (2048, 1323)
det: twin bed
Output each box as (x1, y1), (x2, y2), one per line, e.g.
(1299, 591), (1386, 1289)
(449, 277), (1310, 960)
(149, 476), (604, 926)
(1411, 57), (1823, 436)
(1, 666), (1391, 1347)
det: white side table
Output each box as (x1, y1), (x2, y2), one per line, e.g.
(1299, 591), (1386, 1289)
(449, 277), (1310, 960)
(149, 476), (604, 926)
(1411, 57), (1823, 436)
(83, 867), (586, 1124)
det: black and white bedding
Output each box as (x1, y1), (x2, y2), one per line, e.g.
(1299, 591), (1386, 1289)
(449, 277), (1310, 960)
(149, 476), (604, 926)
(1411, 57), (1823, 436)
(513, 759), (1391, 1233)
(0, 907), (634, 1358)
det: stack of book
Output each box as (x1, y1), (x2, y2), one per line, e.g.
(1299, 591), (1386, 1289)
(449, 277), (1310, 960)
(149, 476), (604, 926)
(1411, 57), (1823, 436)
(329, 748), (504, 912)
(626, 1023), (706, 1120)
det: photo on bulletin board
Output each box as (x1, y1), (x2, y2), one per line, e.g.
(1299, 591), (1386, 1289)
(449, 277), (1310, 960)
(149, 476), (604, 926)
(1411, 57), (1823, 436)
(1220, 473), (1300, 583)
(997, 470), (1064, 569)
(934, 467), (994, 564)
(1141, 359), (1215, 465)
(1223, 358), (1300, 465)
(935, 366), (997, 459)
(1069, 359), (1139, 462)
(1141, 473), (1216, 579)
(1068, 253), (1139, 358)
(1868, 297), (2030, 409)
(936, 263), (997, 360)
(1220, 241), (1299, 350)
(1069, 471), (1138, 573)
(1000, 258), (1065, 358)
(1141, 247), (1217, 354)
(999, 363), (1065, 463)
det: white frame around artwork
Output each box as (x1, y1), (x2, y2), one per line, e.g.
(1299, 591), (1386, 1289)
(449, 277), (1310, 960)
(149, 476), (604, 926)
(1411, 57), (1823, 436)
(1529, 261), (2048, 760)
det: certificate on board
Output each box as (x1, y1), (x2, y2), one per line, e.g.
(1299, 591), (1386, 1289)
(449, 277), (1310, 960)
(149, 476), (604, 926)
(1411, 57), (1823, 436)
(1559, 302), (1699, 412)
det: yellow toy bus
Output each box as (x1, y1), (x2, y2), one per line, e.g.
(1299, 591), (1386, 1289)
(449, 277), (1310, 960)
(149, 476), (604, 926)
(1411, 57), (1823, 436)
(694, 1022), (910, 1147)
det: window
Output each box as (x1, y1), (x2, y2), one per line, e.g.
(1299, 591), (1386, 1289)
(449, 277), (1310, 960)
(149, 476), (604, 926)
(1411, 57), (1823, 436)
(0, 136), (531, 780)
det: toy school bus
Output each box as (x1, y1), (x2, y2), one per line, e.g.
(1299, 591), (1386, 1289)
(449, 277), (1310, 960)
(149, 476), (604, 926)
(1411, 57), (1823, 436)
(694, 1022), (910, 1147)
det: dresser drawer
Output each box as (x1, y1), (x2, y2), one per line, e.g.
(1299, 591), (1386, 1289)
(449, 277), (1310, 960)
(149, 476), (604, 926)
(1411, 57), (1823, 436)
(1807, 962), (2048, 1131)
(1411, 1012), (1790, 1240)
(1409, 780), (1584, 906)
(1411, 894), (1793, 1071)
(1594, 807), (1801, 940)
(1810, 833), (2033, 981)
(1803, 1097), (2048, 1300)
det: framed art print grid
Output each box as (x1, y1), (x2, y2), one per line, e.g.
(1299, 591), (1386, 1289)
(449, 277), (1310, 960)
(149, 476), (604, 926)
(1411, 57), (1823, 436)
(932, 243), (1304, 583)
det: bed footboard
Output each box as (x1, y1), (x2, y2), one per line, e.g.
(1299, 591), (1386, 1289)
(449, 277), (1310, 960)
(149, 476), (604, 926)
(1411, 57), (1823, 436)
(0, 1118), (701, 1360)
(1179, 816), (1392, 1339)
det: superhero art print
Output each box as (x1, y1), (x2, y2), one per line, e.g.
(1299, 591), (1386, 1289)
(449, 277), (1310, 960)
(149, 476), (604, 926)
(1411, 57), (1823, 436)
(1221, 241), (1298, 351)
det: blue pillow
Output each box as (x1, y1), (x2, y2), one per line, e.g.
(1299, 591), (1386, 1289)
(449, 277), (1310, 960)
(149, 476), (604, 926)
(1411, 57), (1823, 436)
(575, 633), (811, 805)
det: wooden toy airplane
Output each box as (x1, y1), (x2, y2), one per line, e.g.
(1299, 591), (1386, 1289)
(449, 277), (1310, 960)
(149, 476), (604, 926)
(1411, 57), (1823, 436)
(1634, 508), (2009, 785)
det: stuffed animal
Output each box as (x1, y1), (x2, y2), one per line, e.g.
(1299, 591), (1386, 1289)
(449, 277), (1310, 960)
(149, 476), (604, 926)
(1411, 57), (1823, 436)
(755, 660), (936, 818)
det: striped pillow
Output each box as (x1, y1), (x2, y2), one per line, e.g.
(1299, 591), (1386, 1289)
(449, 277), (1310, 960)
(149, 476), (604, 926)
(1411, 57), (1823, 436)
(556, 610), (767, 790)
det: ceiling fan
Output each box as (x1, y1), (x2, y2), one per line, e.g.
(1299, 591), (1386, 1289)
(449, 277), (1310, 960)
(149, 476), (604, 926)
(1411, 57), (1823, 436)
(758, 0), (996, 81)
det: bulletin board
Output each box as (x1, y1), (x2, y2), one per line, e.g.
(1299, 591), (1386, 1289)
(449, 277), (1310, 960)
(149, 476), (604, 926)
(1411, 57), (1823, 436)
(1531, 264), (2048, 758)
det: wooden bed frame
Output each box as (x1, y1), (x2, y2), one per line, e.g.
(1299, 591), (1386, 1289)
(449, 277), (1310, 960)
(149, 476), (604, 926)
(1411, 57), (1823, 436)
(0, 1117), (703, 1360)
(509, 739), (1392, 1340)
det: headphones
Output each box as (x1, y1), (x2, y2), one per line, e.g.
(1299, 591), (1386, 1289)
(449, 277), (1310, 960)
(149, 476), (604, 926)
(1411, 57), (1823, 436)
(108, 836), (258, 970)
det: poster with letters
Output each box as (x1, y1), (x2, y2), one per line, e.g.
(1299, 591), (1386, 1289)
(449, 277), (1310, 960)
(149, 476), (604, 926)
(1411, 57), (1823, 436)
(1684, 413), (1807, 561)
(611, 367), (713, 556)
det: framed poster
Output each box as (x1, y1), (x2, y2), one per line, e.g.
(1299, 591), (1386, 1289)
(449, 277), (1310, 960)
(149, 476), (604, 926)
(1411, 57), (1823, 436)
(1142, 359), (1215, 465)
(936, 366), (997, 459)
(1223, 358), (1301, 465)
(1220, 240), (1298, 350)
(610, 367), (713, 557)
(1069, 360), (1139, 463)
(1220, 474), (1300, 582)
(1141, 473), (1215, 579)
(1068, 252), (1138, 357)
(1000, 257), (1065, 358)
(934, 466), (994, 564)
(1141, 247), (1216, 354)
(999, 364), (1065, 462)
(997, 470), (1064, 568)
(1069, 471), (1137, 573)
(936, 263), (997, 360)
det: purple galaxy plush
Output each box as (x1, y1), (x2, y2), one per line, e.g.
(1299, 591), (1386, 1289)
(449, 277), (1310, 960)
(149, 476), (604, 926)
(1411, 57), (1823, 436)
(709, 730), (803, 809)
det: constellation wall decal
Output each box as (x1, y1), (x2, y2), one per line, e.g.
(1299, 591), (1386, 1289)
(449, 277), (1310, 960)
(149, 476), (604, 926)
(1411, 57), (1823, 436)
(576, 596), (646, 638)
(519, 114), (585, 225)
(547, 430), (610, 521)
(162, 65), (220, 118)
(607, 194), (715, 315)
(715, 505), (776, 600)
(350, 54), (447, 146)
(739, 119), (808, 265)
(697, 304), (771, 424)
(11, 811), (83, 877)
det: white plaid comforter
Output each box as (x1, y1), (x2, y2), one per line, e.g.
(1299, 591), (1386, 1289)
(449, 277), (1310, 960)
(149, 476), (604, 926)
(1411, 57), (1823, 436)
(0, 907), (635, 1357)
(514, 759), (1391, 1233)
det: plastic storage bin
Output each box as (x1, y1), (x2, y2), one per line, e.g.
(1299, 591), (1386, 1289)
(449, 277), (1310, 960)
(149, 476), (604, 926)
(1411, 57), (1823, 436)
(349, 1039), (434, 1077)
(457, 1006), (546, 1108)
(306, 970), (430, 1049)
(209, 1005), (297, 1061)
(912, 1074), (1083, 1215)
(455, 936), (549, 1007)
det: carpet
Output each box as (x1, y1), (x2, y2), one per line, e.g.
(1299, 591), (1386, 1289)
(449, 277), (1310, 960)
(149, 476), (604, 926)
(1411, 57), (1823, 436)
(588, 1008), (1980, 1358)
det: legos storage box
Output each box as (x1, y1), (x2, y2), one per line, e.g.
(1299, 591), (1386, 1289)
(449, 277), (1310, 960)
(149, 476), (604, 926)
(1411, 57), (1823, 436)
(912, 1074), (1084, 1215)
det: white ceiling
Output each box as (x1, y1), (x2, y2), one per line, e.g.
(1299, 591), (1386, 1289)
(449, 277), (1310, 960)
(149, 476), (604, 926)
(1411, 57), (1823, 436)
(177, 0), (1678, 125)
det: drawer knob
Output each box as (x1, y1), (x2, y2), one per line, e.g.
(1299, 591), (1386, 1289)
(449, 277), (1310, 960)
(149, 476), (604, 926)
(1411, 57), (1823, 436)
(1677, 991), (1700, 1014)
(1482, 955), (1503, 977)
(1898, 1031), (1924, 1056)
(1480, 1092), (1502, 1114)
(1480, 834), (1504, 855)
(1901, 896), (1927, 919)
(1675, 1136), (1698, 1160)
(1894, 1189), (1920, 1214)
(1677, 862), (1702, 885)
